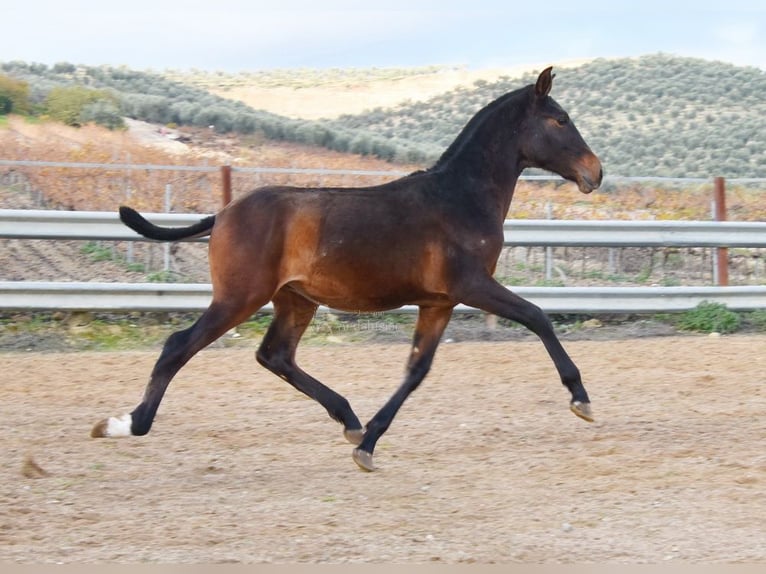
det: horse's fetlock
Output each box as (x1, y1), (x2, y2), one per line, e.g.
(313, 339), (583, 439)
(561, 366), (581, 386)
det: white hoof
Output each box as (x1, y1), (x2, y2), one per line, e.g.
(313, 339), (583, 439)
(91, 413), (133, 438)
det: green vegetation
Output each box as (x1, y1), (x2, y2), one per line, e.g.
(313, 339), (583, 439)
(145, 270), (187, 283)
(0, 73), (31, 115)
(1, 307), (764, 353)
(81, 242), (188, 284)
(744, 309), (766, 331)
(44, 85), (124, 128)
(80, 241), (116, 262)
(2, 55), (766, 176)
(327, 54), (766, 177)
(677, 301), (742, 334)
(1, 70), (123, 129)
(1, 60), (429, 162)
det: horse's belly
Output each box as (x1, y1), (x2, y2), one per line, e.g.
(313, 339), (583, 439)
(286, 276), (450, 313)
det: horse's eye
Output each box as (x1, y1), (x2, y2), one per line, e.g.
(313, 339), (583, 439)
(556, 115), (569, 126)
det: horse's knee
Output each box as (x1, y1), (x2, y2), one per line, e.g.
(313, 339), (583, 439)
(256, 345), (291, 376)
(155, 327), (194, 367)
(255, 346), (272, 369)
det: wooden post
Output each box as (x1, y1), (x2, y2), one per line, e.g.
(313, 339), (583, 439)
(221, 165), (232, 208)
(713, 176), (728, 286)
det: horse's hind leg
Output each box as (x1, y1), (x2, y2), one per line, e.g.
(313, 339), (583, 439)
(91, 298), (259, 438)
(256, 289), (364, 444)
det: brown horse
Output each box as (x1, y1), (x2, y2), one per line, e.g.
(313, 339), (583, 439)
(92, 67), (602, 471)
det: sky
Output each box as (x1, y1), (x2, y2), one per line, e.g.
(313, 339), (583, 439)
(3, 1), (766, 72)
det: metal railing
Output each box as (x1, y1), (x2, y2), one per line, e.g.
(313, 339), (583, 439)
(2, 209), (766, 247)
(1, 281), (764, 313)
(1, 208), (765, 312)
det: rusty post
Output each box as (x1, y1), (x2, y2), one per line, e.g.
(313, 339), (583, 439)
(713, 176), (728, 286)
(221, 165), (232, 208)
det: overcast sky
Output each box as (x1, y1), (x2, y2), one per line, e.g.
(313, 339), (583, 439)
(3, 1), (765, 71)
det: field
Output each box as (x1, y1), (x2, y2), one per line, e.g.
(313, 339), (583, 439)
(2, 335), (765, 563)
(188, 64), (577, 120)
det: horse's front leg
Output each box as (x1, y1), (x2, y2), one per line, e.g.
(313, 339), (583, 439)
(353, 306), (453, 471)
(458, 276), (594, 422)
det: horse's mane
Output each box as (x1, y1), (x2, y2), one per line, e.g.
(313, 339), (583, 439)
(429, 84), (533, 172)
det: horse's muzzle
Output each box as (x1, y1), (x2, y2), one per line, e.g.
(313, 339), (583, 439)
(575, 154), (603, 194)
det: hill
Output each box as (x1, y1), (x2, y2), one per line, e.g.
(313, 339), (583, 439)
(0, 61), (432, 163)
(2, 55), (766, 177)
(0, 115), (419, 214)
(325, 54), (766, 178)
(166, 63), (586, 120)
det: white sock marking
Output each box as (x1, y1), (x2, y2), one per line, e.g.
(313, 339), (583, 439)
(103, 413), (133, 437)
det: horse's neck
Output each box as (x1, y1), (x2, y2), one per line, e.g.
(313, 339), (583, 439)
(431, 94), (526, 223)
(437, 129), (523, 209)
(433, 164), (520, 227)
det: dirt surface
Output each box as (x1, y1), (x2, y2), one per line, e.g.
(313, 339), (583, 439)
(2, 335), (765, 564)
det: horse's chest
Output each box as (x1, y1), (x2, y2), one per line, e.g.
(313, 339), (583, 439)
(458, 235), (503, 264)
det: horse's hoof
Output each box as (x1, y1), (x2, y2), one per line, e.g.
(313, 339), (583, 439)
(352, 448), (376, 472)
(570, 401), (594, 422)
(344, 428), (365, 446)
(90, 419), (109, 438)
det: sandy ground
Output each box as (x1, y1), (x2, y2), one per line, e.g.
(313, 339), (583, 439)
(1, 335), (765, 564)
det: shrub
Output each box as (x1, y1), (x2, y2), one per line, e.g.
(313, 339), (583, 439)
(677, 301), (741, 334)
(0, 73), (30, 115)
(79, 100), (125, 130)
(45, 86), (118, 127)
(746, 309), (766, 331)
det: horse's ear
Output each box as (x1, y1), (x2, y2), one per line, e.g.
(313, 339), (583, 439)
(535, 66), (555, 97)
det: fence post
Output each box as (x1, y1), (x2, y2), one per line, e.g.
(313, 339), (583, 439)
(713, 177), (728, 286)
(164, 183), (172, 272)
(221, 165), (232, 208)
(545, 201), (553, 281)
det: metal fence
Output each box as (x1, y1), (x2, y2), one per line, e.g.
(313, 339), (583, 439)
(2, 208), (766, 247)
(1, 208), (765, 313)
(2, 161), (765, 312)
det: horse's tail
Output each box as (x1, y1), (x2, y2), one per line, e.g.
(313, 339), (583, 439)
(119, 206), (216, 242)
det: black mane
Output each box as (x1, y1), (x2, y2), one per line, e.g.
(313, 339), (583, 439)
(430, 84), (533, 172)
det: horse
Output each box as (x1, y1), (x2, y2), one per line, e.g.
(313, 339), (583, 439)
(91, 67), (603, 471)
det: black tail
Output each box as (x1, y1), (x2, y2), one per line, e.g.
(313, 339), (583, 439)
(119, 206), (216, 242)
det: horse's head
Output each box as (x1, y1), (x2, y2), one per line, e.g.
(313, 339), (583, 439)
(520, 67), (603, 194)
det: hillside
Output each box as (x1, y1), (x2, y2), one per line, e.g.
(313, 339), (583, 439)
(325, 54), (766, 178)
(0, 115), (420, 213)
(2, 55), (766, 177)
(168, 63), (587, 120)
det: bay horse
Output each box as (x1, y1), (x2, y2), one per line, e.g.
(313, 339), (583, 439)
(91, 67), (603, 471)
